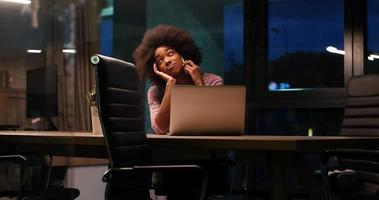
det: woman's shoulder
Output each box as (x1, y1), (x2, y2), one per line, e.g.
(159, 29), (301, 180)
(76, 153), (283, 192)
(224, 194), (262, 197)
(148, 84), (160, 93)
(202, 72), (224, 86)
(147, 85), (163, 99)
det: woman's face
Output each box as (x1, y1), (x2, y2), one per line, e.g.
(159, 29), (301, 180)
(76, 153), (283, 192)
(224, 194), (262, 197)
(154, 46), (184, 77)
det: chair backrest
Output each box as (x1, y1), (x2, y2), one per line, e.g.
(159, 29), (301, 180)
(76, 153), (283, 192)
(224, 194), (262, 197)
(341, 74), (379, 136)
(331, 74), (379, 198)
(92, 54), (150, 168)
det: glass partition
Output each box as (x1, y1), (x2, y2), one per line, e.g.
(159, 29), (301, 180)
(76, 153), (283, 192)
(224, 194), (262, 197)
(267, 0), (344, 91)
(0, 0), (244, 132)
(366, 0), (379, 74)
(143, 0), (244, 132)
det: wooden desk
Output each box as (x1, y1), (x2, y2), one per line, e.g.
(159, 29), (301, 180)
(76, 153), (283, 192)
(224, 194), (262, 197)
(1, 132), (377, 157)
(1, 131), (377, 151)
(148, 134), (379, 200)
(0, 131), (106, 158)
(147, 134), (379, 151)
(0, 132), (378, 200)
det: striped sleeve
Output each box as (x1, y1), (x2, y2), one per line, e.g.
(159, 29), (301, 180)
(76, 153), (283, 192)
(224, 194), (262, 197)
(203, 73), (224, 86)
(147, 86), (168, 134)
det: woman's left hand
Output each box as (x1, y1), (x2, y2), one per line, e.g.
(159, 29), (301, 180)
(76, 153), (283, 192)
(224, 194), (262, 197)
(183, 60), (204, 86)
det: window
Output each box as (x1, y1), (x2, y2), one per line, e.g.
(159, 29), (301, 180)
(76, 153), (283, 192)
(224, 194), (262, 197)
(0, 0), (244, 132)
(267, 0), (344, 91)
(143, 0), (244, 132)
(245, 0), (348, 133)
(246, 0), (347, 110)
(366, 0), (379, 74)
(146, 0), (244, 82)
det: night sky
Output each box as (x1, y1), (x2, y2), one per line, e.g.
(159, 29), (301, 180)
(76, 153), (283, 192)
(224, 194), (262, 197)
(268, 0), (344, 60)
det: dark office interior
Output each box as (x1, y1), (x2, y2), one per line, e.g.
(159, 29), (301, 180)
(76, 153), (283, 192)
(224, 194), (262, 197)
(0, 0), (378, 199)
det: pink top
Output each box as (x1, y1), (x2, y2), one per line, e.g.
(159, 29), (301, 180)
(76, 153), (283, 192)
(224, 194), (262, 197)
(147, 73), (224, 134)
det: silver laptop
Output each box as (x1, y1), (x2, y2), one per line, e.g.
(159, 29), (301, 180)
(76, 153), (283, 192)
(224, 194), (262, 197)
(169, 85), (246, 136)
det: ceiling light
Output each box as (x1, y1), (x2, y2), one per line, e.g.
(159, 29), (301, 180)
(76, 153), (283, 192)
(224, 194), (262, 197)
(27, 49), (42, 54)
(62, 49), (76, 54)
(0, 0), (31, 4)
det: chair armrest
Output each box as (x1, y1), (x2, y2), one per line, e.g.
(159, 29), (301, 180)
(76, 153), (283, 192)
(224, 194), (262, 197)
(102, 164), (207, 182)
(0, 155), (29, 191)
(320, 149), (379, 200)
(15, 153), (53, 192)
(321, 149), (379, 164)
(0, 155), (27, 163)
(39, 154), (53, 191)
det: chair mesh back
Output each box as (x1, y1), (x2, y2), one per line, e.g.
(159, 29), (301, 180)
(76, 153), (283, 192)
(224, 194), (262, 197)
(93, 54), (150, 168)
(341, 74), (379, 136)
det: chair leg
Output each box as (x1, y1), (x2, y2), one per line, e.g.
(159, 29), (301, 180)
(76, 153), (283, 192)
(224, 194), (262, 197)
(224, 165), (249, 200)
(320, 162), (332, 200)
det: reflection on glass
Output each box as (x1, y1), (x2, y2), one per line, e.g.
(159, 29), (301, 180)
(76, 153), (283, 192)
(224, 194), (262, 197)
(144, 0), (244, 132)
(224, 3), (244, 85)
(0, 0), (103, 131)
(267, 0), (344, 91)
(146, 0), (243, 84)
(366, 0), (379, 74)
(0, 0), (244, 132)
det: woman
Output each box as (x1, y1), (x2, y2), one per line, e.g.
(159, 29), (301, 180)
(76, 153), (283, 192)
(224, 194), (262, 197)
(134, 25), (231, 200)
(133, 24), (223, 134)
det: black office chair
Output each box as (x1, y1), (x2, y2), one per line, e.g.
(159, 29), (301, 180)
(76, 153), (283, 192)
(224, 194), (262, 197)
(0, 154), (80, 200)
(320, 74), (379, 200)
(92, 54), (208, 200)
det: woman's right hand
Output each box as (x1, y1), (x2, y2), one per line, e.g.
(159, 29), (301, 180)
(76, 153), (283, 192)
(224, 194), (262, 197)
(151, 64), (175, 134)
(153, 64), (176, 86)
